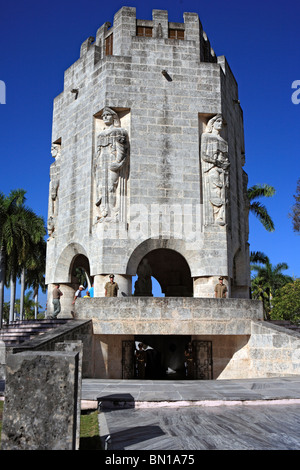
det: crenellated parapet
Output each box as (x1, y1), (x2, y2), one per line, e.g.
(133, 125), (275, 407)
(76, 7), (217, 64)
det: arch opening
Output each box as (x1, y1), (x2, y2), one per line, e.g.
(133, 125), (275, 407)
(133, 248), (193, 297)
(70, 254), (92, 290)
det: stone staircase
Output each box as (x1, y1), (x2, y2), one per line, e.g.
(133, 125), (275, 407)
(0, 319), (71, 346)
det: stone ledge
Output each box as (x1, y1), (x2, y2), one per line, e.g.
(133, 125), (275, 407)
(75, 297), (263, 335)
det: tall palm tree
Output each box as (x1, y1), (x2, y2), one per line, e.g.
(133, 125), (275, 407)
(9, 201), (45, 323)
(0, 189), (27, 327)
(0, 189), (46, 326)
(251, 256), (293, 319)
(24, 239), (46, 319)
(247, 184), (276, 232)
(18, 213), (46, 321)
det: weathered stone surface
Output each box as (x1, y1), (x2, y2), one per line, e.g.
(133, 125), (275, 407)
(75, 297), (263, 335)
(0, 340), (5, 381)
(248, 321), (300, 377)
(1, 351), (80, 450)
(55, 341), (83, 450)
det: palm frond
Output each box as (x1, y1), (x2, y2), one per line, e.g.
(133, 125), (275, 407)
(249, 201), (275, 232)
(247, 184), (276, 201)
(250, 251), (269, 264)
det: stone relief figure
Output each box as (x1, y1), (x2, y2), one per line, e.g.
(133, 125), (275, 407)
(94, 107), (129, 222)
(201, 114), (230, 226)
(47, 143), (61, 237)
(134, 258), (153, 296)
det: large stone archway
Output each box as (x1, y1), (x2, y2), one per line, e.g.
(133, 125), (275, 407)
(47, 244), (91, 318)
(53, 242), (89, 284)
(135, 249), (193, 297)
(127, 239), (194, 297)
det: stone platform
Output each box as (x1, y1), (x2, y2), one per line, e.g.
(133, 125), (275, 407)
(81, 376), (300, 409)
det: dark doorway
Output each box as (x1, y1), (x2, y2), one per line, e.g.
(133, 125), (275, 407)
(122, 336), (213, 380)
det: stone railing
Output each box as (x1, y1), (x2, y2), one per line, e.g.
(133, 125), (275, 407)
(75, 297), (264, 336)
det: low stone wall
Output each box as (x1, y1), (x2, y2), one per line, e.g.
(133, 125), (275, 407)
(248, 321), (300, 377)
(75, 297), (264, 335)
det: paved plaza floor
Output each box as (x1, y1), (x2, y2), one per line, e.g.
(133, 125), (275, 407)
(81, 376), (300, 406)
(2, 376), (300, 450)
(81, 376), (300, 451)
(99, 402), (300, 450)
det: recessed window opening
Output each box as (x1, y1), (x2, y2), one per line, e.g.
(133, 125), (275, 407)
(137, 26), (153, 37)
(168, 29), (184, 40)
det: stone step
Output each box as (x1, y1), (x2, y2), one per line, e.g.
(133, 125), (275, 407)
(6, 319), (68, 327)
(0, 319), (71, 346)
(1, 326), (60, 335)
(0, 331), (37, 338)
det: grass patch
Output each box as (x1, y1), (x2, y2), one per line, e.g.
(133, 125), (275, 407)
(79, 410), (102, 450)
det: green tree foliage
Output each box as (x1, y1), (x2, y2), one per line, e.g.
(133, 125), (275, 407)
(15, 291), (42, 320)
(247, 184), (276, 232)
(73, 267), (88, 289)
(271, 280), (300, 322)
(289, 178), (300, 233)
(2, 302), (10, 324)
(0, 189), (46, 327)
(23, 239), (46, 318)
(251, 256), (293, 319)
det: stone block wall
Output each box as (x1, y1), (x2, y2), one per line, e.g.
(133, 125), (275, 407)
(195, 322), (300, 379)
(248, 321), (300, 377)
(75, 297), (264, 336)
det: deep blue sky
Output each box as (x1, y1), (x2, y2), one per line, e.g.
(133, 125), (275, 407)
(0, 0), (299, 307)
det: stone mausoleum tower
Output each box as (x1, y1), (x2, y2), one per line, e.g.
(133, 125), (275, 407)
(46, 8), (258, 380)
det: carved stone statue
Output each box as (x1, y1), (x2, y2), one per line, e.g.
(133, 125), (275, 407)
(201, 114), (230, 226)
(94, 107), (129, 222)
(134, 258), (153, 296)
(47, 143), (61, 237)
